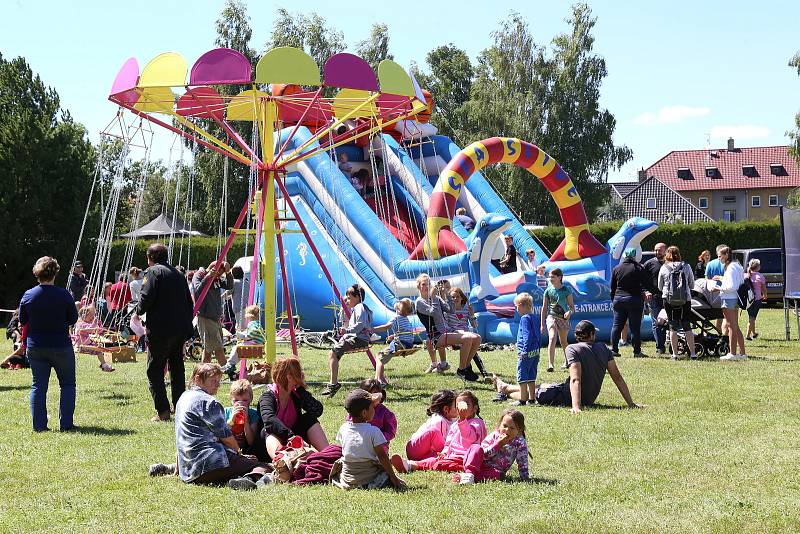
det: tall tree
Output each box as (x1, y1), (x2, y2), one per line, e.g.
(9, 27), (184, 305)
(215, 0), (256, 64)
(0, 53), (95, 304)
(356, 23), (393, 71)
(788, 52), (800, 162)
(459, 6), (631, 225)
(414, 44), (474, 139)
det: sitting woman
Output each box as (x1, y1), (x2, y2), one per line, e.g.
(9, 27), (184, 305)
(73, 305), (115, 372)
(259, 357), (329, 459)
(415, 274), (482, 382)
(163, 363), (268, 485)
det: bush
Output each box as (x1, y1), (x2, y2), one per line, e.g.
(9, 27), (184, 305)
(108, 236), (250, 275)
(531, 219), (782, 262)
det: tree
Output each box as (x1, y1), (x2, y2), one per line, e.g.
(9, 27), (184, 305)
(789, 52), (800, 163)
(305, 13), (346, 67)
(0, 53), (95, 305)
(458, 6), (632, 225)
(414, 45), (474, 139)
(596, 197), (627, 222)
(356, 23), (393, 71)
(215, 0), (256, 64)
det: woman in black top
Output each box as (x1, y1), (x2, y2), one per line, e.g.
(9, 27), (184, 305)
(610, 249), (649, 357)
(695, 250), (710, 280)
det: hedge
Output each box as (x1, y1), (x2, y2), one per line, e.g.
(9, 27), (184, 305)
(108, 236), (250, 275)
(531, 219), (782, 263)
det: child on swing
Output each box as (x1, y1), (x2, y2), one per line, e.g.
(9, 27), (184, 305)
(221, 304), (265, 381)
(372, 298), (415, 385)
(322, 284), (373, 397)
(447, 286), (489, 381)
(73, 305), (115, 372)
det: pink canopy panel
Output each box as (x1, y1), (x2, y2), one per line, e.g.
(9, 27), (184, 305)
(323, 53), (379, 91)
(190, 48), (252, 86)
(176, 87), (225, 120)
(109, 57), (141, 105)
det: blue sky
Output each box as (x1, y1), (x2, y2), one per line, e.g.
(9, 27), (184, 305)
(2, 0), (799, 182)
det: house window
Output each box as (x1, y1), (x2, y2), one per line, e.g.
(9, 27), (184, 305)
(705, 167), (719, 178)
(698, 197), (708, 209)
(752, 196), (761, 207)
(677, 168), (693, 180)
(646, 198), (656, 209)
(769, 195), (779, 207)
(723, 195), (736, 203)
(723, 210), (736, 222)
(770, 164), (786, 176)
(742, 165), (758, 177)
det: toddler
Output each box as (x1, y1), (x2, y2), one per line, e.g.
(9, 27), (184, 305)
(512, 293), (540, 405)
(73, 305), (115, 372)
(373, 298), (415, 384)
(391, 390), (486, 474)
(540, 268), (574, 372)
(454, 408), (530, 484)
(221, 305), (265, 381)
(224, 379), (267, 460)
(404, 389), (457, 461)
(332, 388), (406, 490)
(346, 378), (397, 452)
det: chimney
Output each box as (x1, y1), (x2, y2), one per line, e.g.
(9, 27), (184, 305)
(637, 168), (647, 182)
(727, 137), (735, 151)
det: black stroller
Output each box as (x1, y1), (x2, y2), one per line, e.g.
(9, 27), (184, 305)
(672, 286), (729, 358)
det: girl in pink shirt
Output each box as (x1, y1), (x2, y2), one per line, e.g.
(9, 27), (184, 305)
(746, 259), (768, 340)
(405, 389), (457, 461)
(454, 408), (530, 484)
(392, 391), (486, 473)
(73, 305), (114, 372)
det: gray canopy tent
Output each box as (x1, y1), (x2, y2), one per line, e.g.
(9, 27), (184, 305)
(121, 213), (205, 239)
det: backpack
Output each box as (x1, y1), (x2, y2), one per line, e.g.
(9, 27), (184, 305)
(664, 262), (688, 307)
(737, 277), (755, 309)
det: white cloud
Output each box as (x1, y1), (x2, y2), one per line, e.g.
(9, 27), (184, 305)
(710, 125), (770, 141)
(633, 105), (711, 125)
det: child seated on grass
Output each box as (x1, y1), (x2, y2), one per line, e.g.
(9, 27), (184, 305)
(331, 388), (406, 490)
(221, 305), (265, 381)
(346, 379), (397, 453)
(225, 379), (267, 461)
(453, 408), (530, 484)
(73, 305), (115, 372)
(391, 390), (486, 474)
(510, 292), (540, 406)
(405, 389), (457, 461)
(322, 284), (373, 397)
(372, 298), (415, 385)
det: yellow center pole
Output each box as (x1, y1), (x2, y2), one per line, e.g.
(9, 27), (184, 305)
(257, 91), (277, 364)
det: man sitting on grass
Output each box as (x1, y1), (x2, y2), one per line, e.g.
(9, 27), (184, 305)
(493, 320), (643, 413)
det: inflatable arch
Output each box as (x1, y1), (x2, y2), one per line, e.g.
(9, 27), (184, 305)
(410, 137), (607, 261)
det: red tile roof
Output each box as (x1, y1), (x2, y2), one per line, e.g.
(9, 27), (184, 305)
(645, 145), (800, 192)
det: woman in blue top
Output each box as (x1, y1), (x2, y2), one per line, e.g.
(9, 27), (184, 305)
(20, 257), (79, 431)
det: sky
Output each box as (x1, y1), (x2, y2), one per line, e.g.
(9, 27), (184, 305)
(2, 0), (799, 182)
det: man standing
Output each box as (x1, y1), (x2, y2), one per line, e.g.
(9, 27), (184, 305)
(137, 243), (194, 422)
(68, 261), (88, 302)
(643, 242), (667, 355)
(192, 261), (234, 365)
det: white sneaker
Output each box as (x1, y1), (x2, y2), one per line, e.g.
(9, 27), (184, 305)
(459, 472), (475, 484)
(720, 353), (748, 361)
(426, 363), (439, 373)
(438, 361), (451, 372)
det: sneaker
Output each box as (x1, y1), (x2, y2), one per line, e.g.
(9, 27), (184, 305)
(560, 362), (569, 370)
(256, 472), (276, 487)
(752, 333), (759, 339)
(671, 355), (679, 361)
(438, 361), (451, 372)
(633, 352), (645, 358)
(151, 411), (171, 422)
(426, 363), (440, 373)
(492, 392), (509, 403)
(458, 472), (475, 485)
(320, 383), (342, 397)
(546, 366), (554, 373)
(222, 364), (237, 382)
(509, 400), (527, 406)
(100, 362), (115, 372)
(655, 349), (665, 356)
(391, 454), (410, 474)
(227, 477), (257, 491)
(720, 353), (748, 361)
(456, 366), (480, 382)
(149, 463), (176, 477)
(746, 336), (753, 341)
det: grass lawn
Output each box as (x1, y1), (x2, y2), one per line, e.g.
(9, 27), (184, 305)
(1, 308), (800, 533)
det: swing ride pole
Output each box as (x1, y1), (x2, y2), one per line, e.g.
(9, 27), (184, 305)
(259, 100), (278, 365)
(274, 192), (298, 356)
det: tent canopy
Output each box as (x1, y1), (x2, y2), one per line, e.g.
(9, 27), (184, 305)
(120, 213), (205, 238)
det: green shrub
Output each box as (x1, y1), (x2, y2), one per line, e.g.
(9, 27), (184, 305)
(531, 219), (782, 262)
(108, 236), (250, 275)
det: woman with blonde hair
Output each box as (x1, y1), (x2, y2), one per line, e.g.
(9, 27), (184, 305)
(715, 245), (747, 360)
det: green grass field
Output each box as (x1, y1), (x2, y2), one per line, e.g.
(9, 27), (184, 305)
(1, 308), (799, 533)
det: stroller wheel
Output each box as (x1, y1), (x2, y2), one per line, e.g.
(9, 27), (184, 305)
(715, 339), (730, 359)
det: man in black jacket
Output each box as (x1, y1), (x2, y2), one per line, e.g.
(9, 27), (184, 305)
(642, 242), (667, 354)
(137, 243), (194, 422)
(610, 249), (649, 357)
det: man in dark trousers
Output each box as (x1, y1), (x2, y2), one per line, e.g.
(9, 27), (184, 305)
(137, 243), (194, 422)
(643, 242), (667, 355)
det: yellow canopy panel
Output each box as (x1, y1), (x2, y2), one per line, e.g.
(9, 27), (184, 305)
(138, 52), (188, 88)
(255, 47), (320, 86)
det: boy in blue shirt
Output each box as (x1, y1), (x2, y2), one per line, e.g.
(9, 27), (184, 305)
(512, 292), (540, 406)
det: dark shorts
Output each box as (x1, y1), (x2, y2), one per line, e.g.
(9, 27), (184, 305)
(664, 302), (692, 331)
(747, 300), (762, 319)
(516, 355), (539, 384)
(331, 335), (369, 359)
(535, 381), (571, 406)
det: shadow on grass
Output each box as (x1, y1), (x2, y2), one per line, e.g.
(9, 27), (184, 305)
(64, 425), (136, 436)
(98, 392), (135, 405)
(527, 476), (558, 486)
(0, 384), (29, 392)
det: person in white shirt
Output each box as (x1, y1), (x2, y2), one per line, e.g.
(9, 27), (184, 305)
(714, 245), (747, 360)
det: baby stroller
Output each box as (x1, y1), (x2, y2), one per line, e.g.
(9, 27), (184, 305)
(672, 281), (729, 358)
